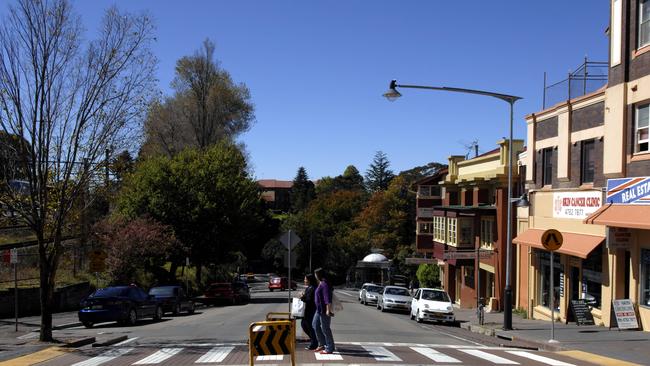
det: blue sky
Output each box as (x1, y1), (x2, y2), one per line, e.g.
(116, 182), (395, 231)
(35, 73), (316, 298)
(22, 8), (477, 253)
(69, 0), (609, 181)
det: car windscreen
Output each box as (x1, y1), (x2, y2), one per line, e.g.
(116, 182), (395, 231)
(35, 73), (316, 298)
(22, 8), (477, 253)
(92, 287), (129, 297)
(385, 288), (410, 296)
(368, 286), (383, 293)
(422, 290), (450, 302)
(149, 287), (175, 296)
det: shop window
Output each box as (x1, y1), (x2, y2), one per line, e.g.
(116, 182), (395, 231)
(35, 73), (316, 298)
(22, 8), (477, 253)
(458, 218), (474, 247)
(418, 222), (433, 235)
(636, 104), (649, 153)
(542, 148), (554, 186)
(433, 216), (446, 242)
(580, 140), (595, 184)
(642, 249), (650, 307)
(464, 265), (475, 289)
(537, 250), (562, 311)
(447, 217), (457, 246)
(640, 0), (650, 48)
(480, 217), (495, 249)
(582, 245), (603, 309)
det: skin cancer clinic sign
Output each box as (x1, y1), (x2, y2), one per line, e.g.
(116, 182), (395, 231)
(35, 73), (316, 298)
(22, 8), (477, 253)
(553, 191), (602, 219)
(607, 177), (650, 204)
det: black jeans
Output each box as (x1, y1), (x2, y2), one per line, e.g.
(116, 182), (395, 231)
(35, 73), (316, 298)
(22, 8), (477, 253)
(301, 311), (317, 348)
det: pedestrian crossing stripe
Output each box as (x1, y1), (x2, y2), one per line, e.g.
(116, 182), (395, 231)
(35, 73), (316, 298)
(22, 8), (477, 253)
(57, 345), (578, 366)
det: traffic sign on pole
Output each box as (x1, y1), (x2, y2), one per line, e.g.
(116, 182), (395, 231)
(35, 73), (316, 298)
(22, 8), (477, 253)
(279, 231), (301, 250)
(541, 229), (563, 251)
(9, 248), (18, 264)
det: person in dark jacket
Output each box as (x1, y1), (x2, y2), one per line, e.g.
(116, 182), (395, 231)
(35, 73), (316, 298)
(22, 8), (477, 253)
(299, 274), (318, 350)
(313, 268), (335, 354)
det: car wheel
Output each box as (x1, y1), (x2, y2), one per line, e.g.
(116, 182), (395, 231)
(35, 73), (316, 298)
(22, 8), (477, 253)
(269, 289), (273, 292)
(127, 308), (137, 326)
(153, 306), (163, 321)
(173, 303), (181, 315)
(416, 310), (423, 323)
(82, 321), (93, 328)
(188, 302), (195, 314)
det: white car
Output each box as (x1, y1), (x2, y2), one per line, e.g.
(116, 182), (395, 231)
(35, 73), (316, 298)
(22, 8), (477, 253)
(359, 284), (383, 305)
(377, 286), (412, 312)
(410, 288), (455, 324)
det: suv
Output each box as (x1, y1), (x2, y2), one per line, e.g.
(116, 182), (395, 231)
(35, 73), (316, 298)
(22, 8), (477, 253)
(268, 276), (297, 291)
(204, 282), (250, 305)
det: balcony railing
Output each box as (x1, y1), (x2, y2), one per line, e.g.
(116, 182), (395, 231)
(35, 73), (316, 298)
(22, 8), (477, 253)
(543, 58), (608, 109)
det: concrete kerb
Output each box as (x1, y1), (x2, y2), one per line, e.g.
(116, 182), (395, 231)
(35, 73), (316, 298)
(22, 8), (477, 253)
(460, 322), (566, 352)
(92, 335), (128, 347)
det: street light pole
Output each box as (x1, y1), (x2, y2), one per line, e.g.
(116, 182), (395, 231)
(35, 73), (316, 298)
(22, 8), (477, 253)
(383, 80), (521, 330)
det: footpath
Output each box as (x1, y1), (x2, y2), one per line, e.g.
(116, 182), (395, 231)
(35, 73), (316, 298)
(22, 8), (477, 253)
(456, 307), (650, 366)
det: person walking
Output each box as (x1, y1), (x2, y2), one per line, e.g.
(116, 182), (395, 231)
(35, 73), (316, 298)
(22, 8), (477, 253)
(312, 268), (335, 354)
(299, 274), (318, 350)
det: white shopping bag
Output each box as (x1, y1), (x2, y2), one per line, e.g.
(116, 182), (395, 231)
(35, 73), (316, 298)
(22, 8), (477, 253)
(291, 297), (306, 318)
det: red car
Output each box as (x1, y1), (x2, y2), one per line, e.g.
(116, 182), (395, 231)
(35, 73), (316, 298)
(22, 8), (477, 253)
(203, 282), (250, 305)
(268, 277), (297, 292)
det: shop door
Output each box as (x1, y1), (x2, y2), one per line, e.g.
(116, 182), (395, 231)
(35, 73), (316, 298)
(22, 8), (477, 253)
(570, 267), (580, 300)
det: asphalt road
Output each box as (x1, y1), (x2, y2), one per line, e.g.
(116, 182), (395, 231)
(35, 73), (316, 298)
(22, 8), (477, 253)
(5, 280), (597, 365)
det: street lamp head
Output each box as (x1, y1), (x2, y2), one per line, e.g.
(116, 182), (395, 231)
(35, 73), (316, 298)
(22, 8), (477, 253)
(383, 79), (402, 101)
(516, 193), (530, 207)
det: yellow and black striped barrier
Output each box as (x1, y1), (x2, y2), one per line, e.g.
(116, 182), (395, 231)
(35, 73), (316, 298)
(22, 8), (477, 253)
(248, 320), (295, 366)
(266, 312), (296, 340)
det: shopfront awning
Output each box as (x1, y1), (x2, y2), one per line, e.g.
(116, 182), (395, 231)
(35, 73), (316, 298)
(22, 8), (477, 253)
(584, 204), (650, 230)
(513, 229), (604, 259)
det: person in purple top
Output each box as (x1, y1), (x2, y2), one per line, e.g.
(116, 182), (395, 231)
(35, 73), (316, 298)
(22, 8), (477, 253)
(312, 268), (335, 354)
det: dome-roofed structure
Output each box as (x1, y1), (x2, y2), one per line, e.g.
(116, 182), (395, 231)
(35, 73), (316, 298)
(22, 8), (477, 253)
(362, 253), (388, 263)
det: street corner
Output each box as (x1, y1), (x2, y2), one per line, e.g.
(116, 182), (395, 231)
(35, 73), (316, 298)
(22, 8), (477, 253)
(0, 347), (69, 366)
(556, 350), (643, 366)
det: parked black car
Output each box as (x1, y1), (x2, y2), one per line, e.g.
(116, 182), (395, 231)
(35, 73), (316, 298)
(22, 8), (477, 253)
(149, 285), (195, 315)
(78, 285), (163, 328)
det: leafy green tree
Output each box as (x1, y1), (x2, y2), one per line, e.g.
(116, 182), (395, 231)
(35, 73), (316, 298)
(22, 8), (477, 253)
(365, 151), (395, 192)
(141, 39), (254, 157)
(290, 167), (315, 212)
(118, 142), (268, 286)
(315, 165), (366, 196)
(416, 264), (440, 288)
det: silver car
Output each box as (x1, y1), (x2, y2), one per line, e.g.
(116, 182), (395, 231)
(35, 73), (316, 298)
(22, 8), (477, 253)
(360, 284), (383, 305)
(377, 285), (411, 312)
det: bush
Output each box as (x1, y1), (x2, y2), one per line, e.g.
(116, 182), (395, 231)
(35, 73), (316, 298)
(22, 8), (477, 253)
(416, 264), (440, 288)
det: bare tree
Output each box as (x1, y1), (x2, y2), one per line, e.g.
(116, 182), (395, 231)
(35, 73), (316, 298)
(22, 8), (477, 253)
(0, 0), (156, 341)
(140, 39), (254, 157)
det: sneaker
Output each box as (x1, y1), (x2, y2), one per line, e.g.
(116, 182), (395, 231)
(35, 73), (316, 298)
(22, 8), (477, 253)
(305, 346), (317, 350)
(319, 350), (333, 354)
(313, 346), (325, 352)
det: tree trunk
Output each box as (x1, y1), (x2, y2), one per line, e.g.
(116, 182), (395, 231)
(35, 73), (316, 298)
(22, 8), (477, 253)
(38, 244), (54, 342)
(169, 261), (178, 282)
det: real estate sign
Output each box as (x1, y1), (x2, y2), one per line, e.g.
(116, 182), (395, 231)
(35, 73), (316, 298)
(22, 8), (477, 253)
(612, 299), (639, 330)
(607, 177), (650, 204)
(553, 191), (602, 219)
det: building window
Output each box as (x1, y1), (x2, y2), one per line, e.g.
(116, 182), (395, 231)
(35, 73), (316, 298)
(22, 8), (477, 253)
(418, 185), (431, 197)
(447, 217), (457, 246)
(640, 0), (650, 48)
(537, 250), (562, 311)
(580, 140), (595, 184)
(542, 148), (554, 186)
(642, 249), (650, 307)
(480, 217), (495, 249)
(418, 222), (433, 235)
(458, 218), (474, 247)
(433, 216), (446, 242)
(637, 104), (649, 153)
(464, 265), (475, 289)
(582, 245), (603, 309)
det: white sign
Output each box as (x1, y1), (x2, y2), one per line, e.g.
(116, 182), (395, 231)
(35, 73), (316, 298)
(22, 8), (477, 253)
(607, 227), (632, 250)
(9, 248), (18, 264)
(279, 230), (301, 250)
(552, 191), (602, 219)
(612, 299), (639, 330)
(443, 250), (492, 260)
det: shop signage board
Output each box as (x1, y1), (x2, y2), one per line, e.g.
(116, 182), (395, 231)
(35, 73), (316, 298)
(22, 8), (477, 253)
(553, 191), (602, 219)
(443, 250), (492, 260)
(606, 176), (650, 205)
(405, 257), (438, 264)
(568, 299), (596, 326)
(611, 299), (639, 330)
(607, 227), (632, 250)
